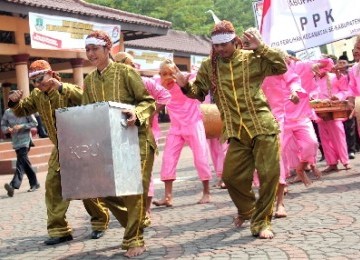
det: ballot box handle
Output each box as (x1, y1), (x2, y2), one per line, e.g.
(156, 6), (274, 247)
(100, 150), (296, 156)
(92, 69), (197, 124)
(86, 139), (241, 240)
(120, 119), (128, 128)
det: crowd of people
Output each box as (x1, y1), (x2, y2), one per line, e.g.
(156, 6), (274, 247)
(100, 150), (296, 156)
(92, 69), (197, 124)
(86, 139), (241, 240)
(1, 16), (360, 257)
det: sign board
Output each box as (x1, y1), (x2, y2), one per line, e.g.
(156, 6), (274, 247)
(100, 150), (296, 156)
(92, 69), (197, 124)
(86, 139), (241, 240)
(29, 12), (120, 51)
(260, 0), (360, 52)
(125, 48), (173, 70)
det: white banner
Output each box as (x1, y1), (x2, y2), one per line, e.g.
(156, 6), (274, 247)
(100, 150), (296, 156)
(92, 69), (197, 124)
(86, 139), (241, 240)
(29, 12), (120, 50)
(125, 48), (173, 70)
(260, 0), (360, 52)
(296, 46), (322, 61)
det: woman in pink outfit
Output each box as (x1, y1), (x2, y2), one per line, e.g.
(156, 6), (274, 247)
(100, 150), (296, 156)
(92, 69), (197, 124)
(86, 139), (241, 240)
(152, 59), (212, 207)
(311, 58), (351, 172)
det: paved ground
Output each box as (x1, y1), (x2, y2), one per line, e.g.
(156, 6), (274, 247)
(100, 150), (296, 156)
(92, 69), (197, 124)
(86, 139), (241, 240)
(1, 146), (360, 259)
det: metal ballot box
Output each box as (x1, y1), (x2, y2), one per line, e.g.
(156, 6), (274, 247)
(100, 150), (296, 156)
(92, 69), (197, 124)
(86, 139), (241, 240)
(55, 102), (143, 200)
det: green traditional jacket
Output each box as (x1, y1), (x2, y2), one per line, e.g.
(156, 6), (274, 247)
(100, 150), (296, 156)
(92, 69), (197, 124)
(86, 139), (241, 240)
(11, 83), (83, 170)
(183, 44), (287, 141)
(82, 61), (156, 150)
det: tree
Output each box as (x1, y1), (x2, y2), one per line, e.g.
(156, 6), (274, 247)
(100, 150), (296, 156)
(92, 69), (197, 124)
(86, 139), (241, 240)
(85, 0), (256, 36)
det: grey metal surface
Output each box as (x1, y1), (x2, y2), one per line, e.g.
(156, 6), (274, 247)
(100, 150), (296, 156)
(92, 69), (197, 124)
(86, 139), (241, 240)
(55, 102), (143, 200)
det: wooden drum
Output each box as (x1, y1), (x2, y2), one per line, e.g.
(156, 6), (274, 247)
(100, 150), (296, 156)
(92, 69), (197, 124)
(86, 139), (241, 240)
(200, 104), (223, 139)
(310, 100), (352, 121)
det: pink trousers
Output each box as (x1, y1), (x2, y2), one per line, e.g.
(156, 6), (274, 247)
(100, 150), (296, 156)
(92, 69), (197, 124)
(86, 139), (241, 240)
(207, 138), (228, 178)
(283, 119), (319, 166)
(160, 120), (212, 181)
(317, 120), (349, 166)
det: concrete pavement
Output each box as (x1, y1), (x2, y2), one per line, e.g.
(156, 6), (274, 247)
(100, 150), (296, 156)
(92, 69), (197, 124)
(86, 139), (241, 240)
(1, 146), (360, 259)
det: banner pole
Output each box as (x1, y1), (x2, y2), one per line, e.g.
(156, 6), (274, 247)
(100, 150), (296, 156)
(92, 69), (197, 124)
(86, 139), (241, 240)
(287, 1), (311, 59)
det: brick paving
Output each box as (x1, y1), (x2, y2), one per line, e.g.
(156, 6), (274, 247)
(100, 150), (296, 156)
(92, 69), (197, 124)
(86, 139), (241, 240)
(1, 147), (360, 259)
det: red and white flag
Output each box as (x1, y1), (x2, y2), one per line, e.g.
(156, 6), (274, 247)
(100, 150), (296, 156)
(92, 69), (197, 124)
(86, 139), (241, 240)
(259, 0), (360, 52)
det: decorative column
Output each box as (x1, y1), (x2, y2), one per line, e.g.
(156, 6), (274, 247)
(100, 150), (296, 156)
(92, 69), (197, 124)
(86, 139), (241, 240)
(70, 58), (84, 87)
(1, 82), (12, 110)
(12, 54), (30, 97)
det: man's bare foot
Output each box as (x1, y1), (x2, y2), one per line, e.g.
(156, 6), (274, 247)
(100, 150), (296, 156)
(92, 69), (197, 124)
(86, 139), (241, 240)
(284, 186), (289, 196)
(233, 215), (245, 228)
(288, 175), (302, 184)
(152, 198), (172, 207)
(322, 164), (338, 174)
(124, 246), (146, 258)
(213, 179), (223, 188)
(344, 164), (351, 170)
(258, 228), (274, 239)
(274, 204), (287, 218)
(220, 182), (227, 189)
(143, 212), (151, 227)
(310, 164), (322, 179)
(197, 193), (210, 204)
(295, 168), (312, 186)
(289, 173), (311, 186)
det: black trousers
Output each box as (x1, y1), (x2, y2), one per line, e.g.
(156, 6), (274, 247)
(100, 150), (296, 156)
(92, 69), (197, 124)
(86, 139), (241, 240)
(10, 147), (39, 189)
(35, 114), (48, 138)
(343, 117), (357, 154)
(312, 121), (324, 157)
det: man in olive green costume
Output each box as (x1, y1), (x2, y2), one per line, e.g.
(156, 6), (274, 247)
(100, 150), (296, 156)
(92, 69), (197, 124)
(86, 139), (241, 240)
(8, 60), (109, 245)
(83, 30), (156, 258)
(175, 21), (287, 239)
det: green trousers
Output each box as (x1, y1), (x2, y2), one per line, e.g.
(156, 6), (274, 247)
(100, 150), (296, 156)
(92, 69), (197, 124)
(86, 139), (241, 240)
(46, 149), (109, 237)
(98, 140), (155, 249)
(222, 129), (280, 235)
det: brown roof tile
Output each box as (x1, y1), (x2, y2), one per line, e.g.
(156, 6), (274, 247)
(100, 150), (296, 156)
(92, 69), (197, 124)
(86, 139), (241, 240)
(126, 30), (211, 56)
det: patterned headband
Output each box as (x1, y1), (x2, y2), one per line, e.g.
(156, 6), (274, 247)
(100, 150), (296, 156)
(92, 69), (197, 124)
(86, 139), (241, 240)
(29, 69), (50, 78)
(85, 37), (107, 46)
(211, 33), (236, 44)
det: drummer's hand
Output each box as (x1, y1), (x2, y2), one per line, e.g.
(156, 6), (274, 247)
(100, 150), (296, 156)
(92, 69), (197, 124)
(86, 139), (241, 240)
(9, 90), (23, 103)
(122, 109), (137, 126)
(173, 66), (190, 87)
(290, 92), (300, 104)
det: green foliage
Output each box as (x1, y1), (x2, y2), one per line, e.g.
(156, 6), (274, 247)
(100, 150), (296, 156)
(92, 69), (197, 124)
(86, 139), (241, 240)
(85, 0), (256, 36)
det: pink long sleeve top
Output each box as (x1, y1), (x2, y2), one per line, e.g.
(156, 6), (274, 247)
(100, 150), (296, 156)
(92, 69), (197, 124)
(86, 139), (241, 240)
(262, 66), (315, 122)
(348, 63), (360, 96)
